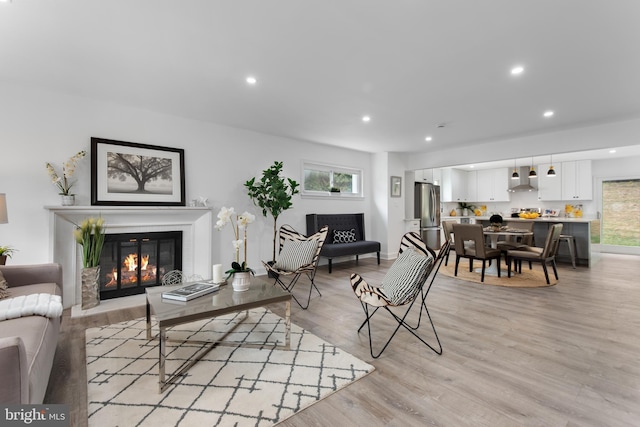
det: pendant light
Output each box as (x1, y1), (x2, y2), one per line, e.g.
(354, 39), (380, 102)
(547, 154), (556, 177)
(529, 156), (537, 178)
(511, 159), (519, 179)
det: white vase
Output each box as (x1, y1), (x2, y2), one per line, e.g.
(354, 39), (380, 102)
(231, 272), (251, 292)
(61, 195), (75, 206)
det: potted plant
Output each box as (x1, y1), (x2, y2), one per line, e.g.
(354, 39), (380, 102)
(458, 202), (475, 217)
(45, 150), (86, 206)
(245, 161), (300, 262)
(214, 206), (256, 291)
(73, 217), (106, 309)
(0, 245), (17, 265)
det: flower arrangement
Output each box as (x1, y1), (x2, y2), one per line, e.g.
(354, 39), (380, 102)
(46, 150), (86, 195)
(73, 217), (106, 268)
(215, 207), (256, 278)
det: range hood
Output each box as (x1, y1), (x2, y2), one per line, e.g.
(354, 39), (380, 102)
(508, 166), (538, 192)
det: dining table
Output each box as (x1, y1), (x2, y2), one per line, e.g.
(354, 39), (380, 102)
(479, 227), (534, 276)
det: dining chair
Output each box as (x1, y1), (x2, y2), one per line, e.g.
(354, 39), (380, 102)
(507, 223), (563, 284)
(263, 224), (329, 309)
(350, 233), (449, 358)
(497, 220), (534, 262)
(452, 223), (502, 282)
(441, 220), (457, 266)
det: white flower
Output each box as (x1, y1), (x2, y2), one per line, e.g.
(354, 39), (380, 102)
(237, 212), (255, 228)
(232, 239), (244, 251)
(214, 219), (226, 230)
(217, 206), (235, 225)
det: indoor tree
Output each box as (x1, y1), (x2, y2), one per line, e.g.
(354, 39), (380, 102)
(245, 161), (300, 262)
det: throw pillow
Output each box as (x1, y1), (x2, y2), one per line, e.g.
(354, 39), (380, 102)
(0, 270), (9, 299)
(380, 247), (433, 305)
(274, 239), (319, 272)
(333, 228), (357, 244)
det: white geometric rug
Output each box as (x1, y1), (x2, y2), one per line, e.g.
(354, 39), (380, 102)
(86, 308), (374, 426)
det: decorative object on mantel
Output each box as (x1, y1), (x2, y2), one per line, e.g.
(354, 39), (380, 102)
(245, 161), (300, 262)
(73, 217), (106, 309)
(90, 137), (185, 207)
(45, 150), (86, 206)
(215, 207), (256, 292)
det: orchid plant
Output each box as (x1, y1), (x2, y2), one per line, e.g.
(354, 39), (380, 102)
(46, 150), (86, 195)
(215, 206), (256, 278)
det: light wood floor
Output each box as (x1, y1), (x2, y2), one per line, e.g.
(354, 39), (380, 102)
(46, 253), (640, 426)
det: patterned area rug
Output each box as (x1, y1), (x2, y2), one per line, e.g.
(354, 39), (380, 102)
(86, 309), (374, 426)
(440, 258), (558, 287)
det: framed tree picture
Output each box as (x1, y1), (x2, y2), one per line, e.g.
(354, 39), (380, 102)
(91, 138), (185, 206)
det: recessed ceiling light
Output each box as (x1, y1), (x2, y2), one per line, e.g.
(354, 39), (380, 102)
(511, 66), (525, 75)
(609, 149), (617, 154)
(543, 110), (554, 118)
(362, 115), (371, 123)
(469, 165), (475, 168)
(425, 136), (432, 142)
(246, 76), (257, 85)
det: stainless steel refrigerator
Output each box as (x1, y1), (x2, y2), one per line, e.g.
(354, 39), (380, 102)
(415, 182), (441, 249)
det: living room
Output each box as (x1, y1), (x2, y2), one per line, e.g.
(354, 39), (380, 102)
(1, 1), (640, 426)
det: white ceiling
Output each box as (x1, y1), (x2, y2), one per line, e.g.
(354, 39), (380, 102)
(1, 1), (640, 156)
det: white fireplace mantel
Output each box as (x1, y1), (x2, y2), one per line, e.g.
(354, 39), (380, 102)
(46, 206), (213, 308)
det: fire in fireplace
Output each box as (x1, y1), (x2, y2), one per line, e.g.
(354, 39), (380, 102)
(99, 231), (182, 300)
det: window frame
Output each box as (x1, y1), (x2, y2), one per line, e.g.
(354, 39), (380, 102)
(301, 160), (364, 199)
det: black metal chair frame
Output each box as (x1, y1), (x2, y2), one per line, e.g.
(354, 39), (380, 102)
(263, 224), (328, 309)
(352, 234), (449, 359)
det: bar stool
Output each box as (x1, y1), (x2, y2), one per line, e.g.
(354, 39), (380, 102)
(559, 234), (577, 268)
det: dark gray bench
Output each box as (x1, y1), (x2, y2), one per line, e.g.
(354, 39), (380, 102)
(306, 213), (381, 273)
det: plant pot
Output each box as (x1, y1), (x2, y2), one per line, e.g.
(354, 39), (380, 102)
(0, 255), (6, 266)
(231, 271), (251, 292)
(61, 195), (75, 206)
(81, 266), (100, 309)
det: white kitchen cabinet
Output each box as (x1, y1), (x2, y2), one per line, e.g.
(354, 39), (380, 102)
(414, 168), (442, 184)
(476, 168), (510, 202)
(561, 160), (592, 200)
(466, 170), (477, 202)
(537, 162), (562, 200)
(441, 168), (469, 202)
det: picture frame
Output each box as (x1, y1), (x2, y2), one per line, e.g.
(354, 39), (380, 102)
(91, 137), (185, 206)
(390, 176), (402, 197)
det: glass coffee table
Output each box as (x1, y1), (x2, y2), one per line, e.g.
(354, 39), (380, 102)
(146, 279), (291, 392)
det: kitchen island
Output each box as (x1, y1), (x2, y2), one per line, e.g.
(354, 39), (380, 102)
(473, 217), (594, 267)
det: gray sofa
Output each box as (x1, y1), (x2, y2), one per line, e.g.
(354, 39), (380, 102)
(0, 263), (62, 404)
(306, 213), (381, 273)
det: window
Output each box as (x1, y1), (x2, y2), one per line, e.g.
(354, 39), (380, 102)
(302, 161), (363, 198)
(599, 179), (640, 247)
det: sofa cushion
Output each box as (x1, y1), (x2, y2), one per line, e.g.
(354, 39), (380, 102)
(0, 314), (60, 404)
(333, 228), (357, 244)
(7, 282), (61, 299)
(320, 241), (381, 258)
(274, 239), (319, 272)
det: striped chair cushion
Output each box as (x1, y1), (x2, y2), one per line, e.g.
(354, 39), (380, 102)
(274, 239), (319, 272)
(381, 246), (433, 305)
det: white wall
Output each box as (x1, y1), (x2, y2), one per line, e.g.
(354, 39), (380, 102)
(0, 83), (374, 276)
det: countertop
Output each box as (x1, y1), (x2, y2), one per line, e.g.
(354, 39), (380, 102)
(441, 216), (594, 223)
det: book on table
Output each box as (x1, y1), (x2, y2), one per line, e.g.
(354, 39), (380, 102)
(161, 282), (219, 301)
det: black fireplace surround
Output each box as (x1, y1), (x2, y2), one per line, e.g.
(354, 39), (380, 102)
(99, 231), (182, 300)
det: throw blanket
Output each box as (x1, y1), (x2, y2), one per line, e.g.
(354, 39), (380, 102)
(0, 293), (63, 321)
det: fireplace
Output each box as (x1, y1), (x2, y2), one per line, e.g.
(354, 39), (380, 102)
(99, 231), (183, 300)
